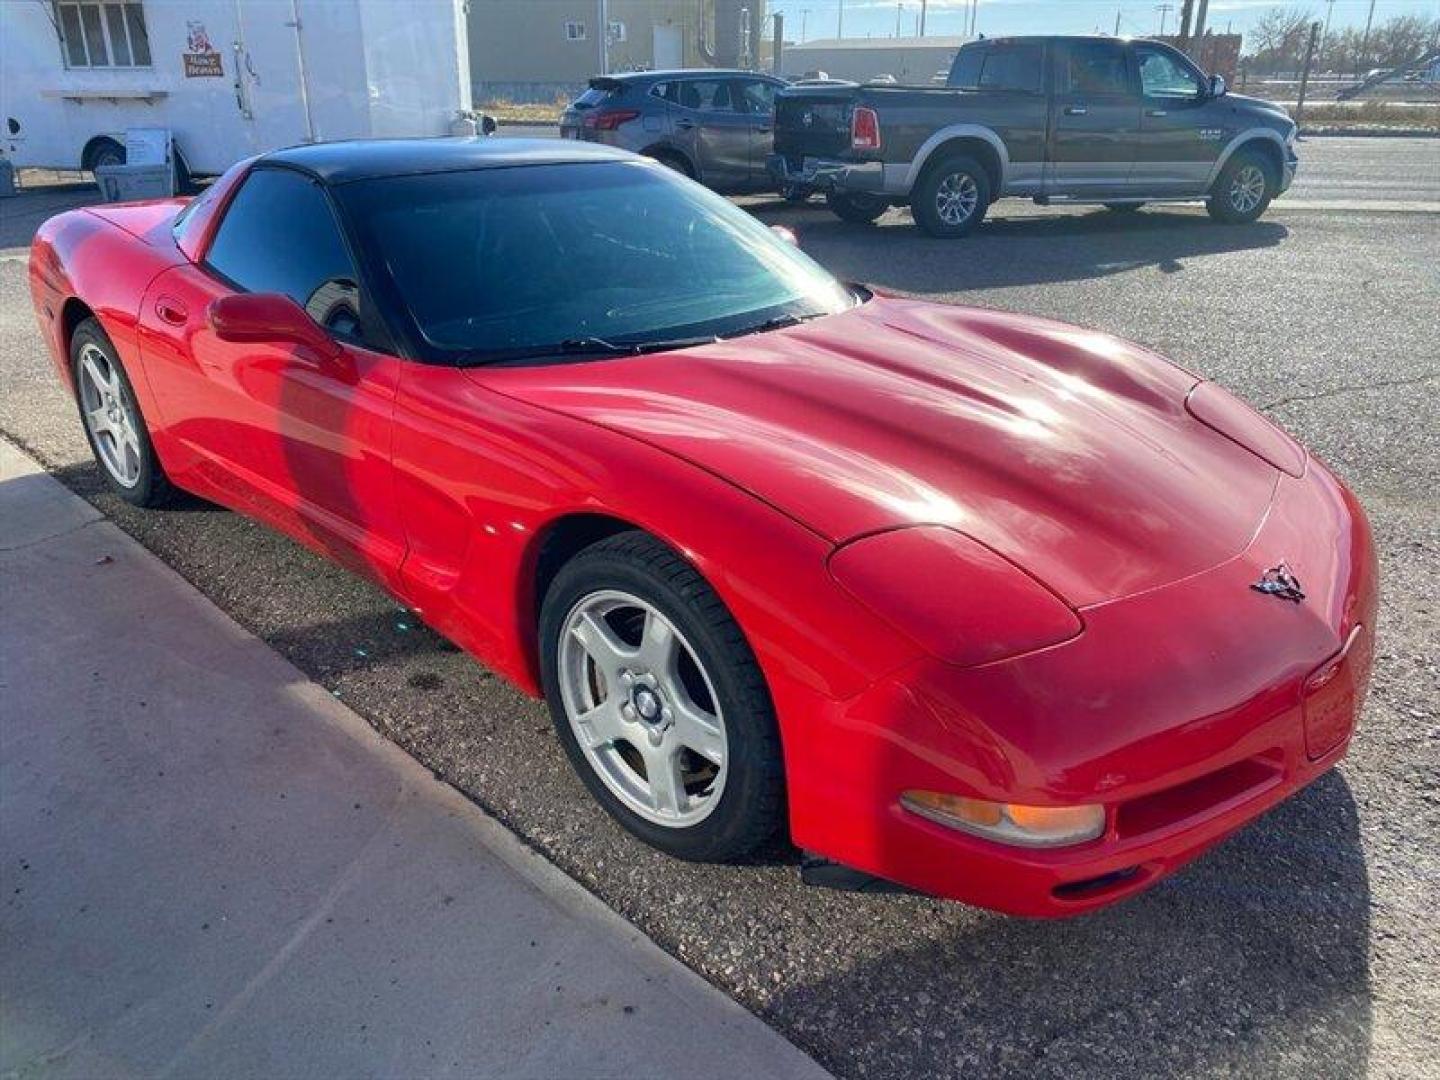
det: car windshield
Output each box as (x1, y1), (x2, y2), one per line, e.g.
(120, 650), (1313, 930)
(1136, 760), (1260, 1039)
(334, 160), (857, 364)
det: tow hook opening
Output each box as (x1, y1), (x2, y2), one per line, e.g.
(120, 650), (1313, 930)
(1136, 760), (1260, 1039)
(1051, 865), (1150, 903)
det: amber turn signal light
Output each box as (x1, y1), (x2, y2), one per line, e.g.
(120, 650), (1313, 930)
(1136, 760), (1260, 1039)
(901, 791), (1106, 848)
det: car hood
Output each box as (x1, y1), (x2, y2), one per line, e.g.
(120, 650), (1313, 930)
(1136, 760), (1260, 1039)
(1223, 93), (1293, 124)
(473, 298), (1278, 607)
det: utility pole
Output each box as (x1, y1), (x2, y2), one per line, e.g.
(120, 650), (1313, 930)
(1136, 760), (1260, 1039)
(772, 12), (784, 73)
(1115, 7), (1123, 36)
(837, 0), (845, 38)
(597, 0), (609, 75)
(799, 7), (809, 42)
(919, 0), (927, 37)
(895, 2), (903, 38)
(1320, 0), (1335, 68)
(1155, 3), (1173, 37)
(1296, 20), (1321, 125)
(1356, 0), (1377, 77)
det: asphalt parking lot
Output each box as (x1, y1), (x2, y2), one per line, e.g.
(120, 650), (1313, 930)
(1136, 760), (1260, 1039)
(2, 157), (1438, 1078)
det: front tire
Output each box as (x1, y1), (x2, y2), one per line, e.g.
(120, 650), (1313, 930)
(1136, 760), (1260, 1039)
(911, 153), (991, 238)
(539, 532), (785, 862)
(826, 191), (889, 225)
(1207, 148), (1275, 224)
(71, 318), (174, 507)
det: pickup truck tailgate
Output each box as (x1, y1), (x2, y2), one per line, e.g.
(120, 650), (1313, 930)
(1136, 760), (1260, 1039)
(774, 92), (852, 162)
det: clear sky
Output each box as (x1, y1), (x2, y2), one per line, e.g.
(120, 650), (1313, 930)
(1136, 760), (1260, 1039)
(767, 0), (1440, 43)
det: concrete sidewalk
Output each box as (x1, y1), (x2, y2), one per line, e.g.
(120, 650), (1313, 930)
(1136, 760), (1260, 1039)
(0, 440), (830, 1080)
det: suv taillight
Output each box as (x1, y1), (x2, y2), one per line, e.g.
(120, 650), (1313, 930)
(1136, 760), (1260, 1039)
(851, 106), (881, 151)
(584, 109), (640, 131)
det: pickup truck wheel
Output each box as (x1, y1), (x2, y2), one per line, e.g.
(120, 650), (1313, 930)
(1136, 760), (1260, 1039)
(912, 154), (990, 238)
(1207, 149), (1275, 224)
(826, 191), (889, 224)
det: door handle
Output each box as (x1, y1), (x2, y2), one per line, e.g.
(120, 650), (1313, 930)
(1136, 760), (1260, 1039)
(1147, 108), (1168, 117)
(1064, 105), (1088, 116)
(154, 297), (188, 326)
(674, 117), (695, 130)
(756, 126), (772, 134)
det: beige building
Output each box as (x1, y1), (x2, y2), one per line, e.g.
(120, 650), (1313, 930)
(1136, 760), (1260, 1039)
(470, 0), (709, 103)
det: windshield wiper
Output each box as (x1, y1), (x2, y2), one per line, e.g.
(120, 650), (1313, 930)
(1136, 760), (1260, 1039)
(557, 335), (718, 356)
(723, 311), (826, 339)
(470, 334), (719, 366)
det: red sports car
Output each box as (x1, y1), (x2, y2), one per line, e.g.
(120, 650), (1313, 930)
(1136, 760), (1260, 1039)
(29, 139), (1376, 916)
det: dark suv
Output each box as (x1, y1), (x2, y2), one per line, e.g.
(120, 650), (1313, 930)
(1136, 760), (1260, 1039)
(769, 36), (1299, 237)
(560, 70), (788, 193)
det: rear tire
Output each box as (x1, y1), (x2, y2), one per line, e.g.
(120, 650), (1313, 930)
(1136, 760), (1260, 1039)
(911, 153), (990, 238)
(70, 318), (175, 508)
(539, 531), (785, 862)
(1207, 148), (1275, 224)
(826, 191), (889, 225)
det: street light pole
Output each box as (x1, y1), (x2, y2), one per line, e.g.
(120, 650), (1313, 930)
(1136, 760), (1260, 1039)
(837, 0), (845, 38)
(1356, 0), (1377, 77)
(919, 0), (927, 37)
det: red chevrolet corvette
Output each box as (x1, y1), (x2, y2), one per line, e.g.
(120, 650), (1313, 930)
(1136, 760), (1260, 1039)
(30, 139), (1376, 916)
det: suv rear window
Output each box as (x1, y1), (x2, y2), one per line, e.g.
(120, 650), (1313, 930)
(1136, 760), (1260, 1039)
(573, 84), (620, 108)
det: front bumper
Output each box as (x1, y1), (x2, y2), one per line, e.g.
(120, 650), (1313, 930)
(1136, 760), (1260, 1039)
(785, 459), (1376, 916)
(767, 152), (891, 196)
(1280, 144), (1299, 195)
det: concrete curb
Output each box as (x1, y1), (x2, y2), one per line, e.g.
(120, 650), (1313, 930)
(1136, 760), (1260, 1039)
(0, 437), (834, 1080)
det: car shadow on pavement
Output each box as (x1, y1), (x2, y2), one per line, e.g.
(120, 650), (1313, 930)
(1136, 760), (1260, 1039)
(752, 204), (1290, 293)
(769, 768), (1370, 1079)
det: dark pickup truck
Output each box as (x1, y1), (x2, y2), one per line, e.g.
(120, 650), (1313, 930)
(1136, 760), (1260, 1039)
(769, 35), (1298, 237)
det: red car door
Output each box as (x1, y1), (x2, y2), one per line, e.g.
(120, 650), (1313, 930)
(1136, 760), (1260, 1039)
(137, 166), (406, 588)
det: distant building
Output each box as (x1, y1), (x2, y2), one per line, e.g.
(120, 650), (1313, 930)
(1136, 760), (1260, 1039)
(781, 36), (968, 85)
(469, 0), (768, 104)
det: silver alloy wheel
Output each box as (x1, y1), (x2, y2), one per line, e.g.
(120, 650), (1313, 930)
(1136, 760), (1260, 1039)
(77, 343), (142, 488)
(557, 589), (728, 827)
(1229, 164), (1267, 214)
(935, 171), (979, 227)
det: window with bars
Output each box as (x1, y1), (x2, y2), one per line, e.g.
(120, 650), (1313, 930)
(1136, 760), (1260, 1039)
(55, 2), (152, 68)
(564, 21), (587, 42)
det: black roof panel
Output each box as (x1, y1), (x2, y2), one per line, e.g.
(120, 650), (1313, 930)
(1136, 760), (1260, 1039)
(262, 137), (636, 184)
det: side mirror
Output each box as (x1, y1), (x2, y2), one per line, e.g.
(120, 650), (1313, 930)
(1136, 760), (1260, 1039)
(481, 114), (498, 136)
(1209, 74), (1227, 98)
(208, 292), (342, 361)
(770, 224), (800, 247)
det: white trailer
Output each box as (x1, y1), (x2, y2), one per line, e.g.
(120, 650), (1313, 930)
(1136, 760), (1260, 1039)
(0, 0), (473, 178)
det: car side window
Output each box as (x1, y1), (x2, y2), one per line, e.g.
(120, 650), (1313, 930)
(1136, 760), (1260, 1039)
(669, 79), (736, 112)
(1135, 45), (1204, 99)
(1056, 41), (1132, 97)
(737, 79), (778, 114)
(976, 44), (1044, 94)
(205, 168), (365, 342)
